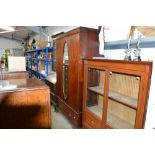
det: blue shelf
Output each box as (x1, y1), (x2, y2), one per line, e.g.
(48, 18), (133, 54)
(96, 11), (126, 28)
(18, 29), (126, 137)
(26, 46), (54, 53)
(28, 58), (54, 62)
(38, 58), (54, 62)
(25, 46), (55, 79)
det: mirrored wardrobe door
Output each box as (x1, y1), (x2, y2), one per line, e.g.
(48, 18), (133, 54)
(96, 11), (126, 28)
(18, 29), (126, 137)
(62, 42), (69, 101)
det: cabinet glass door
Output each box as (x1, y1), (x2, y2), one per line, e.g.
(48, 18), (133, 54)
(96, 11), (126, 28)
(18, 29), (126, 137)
(62, 42), (69, 100)
(86, 68), (105, 119)
(106, 72), (140, 129)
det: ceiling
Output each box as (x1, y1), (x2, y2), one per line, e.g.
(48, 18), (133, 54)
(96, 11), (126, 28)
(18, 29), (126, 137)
(0, 26), (39, 42)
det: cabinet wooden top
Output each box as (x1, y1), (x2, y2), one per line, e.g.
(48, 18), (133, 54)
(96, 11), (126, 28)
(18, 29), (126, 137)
(56, 27), (99, 40)
(83, 59), (152, 74)
(0, 78), (49, 93)
(84, 59), (152, 66)
(0, 70), (28, 74)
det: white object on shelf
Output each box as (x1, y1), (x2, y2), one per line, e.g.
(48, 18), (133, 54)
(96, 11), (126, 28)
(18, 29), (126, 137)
(92, 56), (106, 59)
(8, 56), (26, 72)
(0, 85), (17, 90)
(0, 80), (17, 90)
(99, 27), (104, 54)
(46, 72), (57, 84)
(40, 70), (46, 75)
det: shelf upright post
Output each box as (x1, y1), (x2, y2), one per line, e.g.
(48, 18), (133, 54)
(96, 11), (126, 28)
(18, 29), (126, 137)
(45, 47), (48, 76)
(30, 52), (32, 78)
(36, 49), (39, 78)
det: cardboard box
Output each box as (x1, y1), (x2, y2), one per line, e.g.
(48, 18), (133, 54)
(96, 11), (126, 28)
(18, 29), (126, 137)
(37, 41), (49, 48)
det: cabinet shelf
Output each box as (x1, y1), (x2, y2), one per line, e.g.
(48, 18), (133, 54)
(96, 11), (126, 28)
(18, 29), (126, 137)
(87, 105), (134, 129)
(107, 111), (134, 129)
(88, 86), (104, 96)
(87, 105), (103, 119)
(88, 86), (138, 109)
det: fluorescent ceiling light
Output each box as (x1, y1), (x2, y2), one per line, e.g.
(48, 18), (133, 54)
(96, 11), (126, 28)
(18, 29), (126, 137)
(0, 26), (15, 31)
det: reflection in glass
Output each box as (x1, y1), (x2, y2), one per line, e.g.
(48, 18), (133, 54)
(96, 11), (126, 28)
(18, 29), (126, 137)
(62, 42), (69, 100)
(52, 40), (57, 71)
(107, 72), (140, 128)
(86, 68), (105, 119)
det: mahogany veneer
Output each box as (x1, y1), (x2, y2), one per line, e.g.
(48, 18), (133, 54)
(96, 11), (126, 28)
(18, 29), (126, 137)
(0, 78), (51, 129)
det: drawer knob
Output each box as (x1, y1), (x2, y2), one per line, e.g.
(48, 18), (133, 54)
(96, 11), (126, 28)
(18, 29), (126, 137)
(91, 120), (94, 124)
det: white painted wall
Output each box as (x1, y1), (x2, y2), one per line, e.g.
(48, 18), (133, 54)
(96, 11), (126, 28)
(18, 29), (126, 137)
(0, 37), (24, 56)
(0, 37), (23, 49)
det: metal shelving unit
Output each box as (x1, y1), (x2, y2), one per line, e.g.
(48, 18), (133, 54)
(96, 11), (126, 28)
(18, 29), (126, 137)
(25, 46), (55, 79)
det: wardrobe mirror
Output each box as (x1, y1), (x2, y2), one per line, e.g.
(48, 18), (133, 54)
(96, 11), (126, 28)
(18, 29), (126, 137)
(62, 42), (69, 100)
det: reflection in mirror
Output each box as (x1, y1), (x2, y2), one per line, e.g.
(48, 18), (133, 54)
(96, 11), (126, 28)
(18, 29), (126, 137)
(62, 42), (69, 100)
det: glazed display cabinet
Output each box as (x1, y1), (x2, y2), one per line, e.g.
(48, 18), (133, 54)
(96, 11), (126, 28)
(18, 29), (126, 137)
(82, 59), (152, 129)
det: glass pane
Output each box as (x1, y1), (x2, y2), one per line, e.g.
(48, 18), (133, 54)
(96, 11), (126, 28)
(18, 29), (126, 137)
(62, 42), (69, 100)
(107, 72), (140, 129)
(86, 68), (105, 119)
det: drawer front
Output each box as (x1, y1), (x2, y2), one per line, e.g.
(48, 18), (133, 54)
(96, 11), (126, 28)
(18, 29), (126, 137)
(82, 122), (92, 129)
(0, 89), (51, 129)
(57, 97), (82, 128)
(27, 89), (50, 106)
(57, 97), (64, 110)
(85, 112), (101, 129)
(105, 124), (112, 129)
(63, 104), (80, 127)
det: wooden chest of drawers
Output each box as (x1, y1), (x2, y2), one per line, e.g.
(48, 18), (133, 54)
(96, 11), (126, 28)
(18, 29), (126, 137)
(0, 78), (51, 129)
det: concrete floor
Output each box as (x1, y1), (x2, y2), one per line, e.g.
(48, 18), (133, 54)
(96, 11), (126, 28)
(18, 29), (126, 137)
(51, 106), (73, 129)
